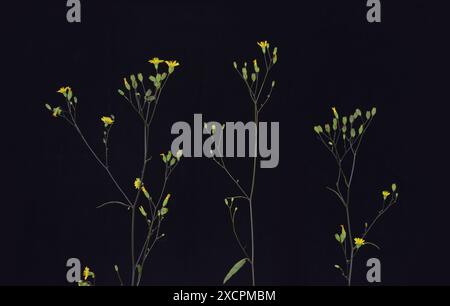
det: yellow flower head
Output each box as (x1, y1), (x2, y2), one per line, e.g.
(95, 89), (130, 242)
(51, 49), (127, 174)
(354, 238), (365, 248)
(353, 238), (366, 249)
(134, 178), (142, 190)
(165, 60), (180, 74)
(83, 267), (90, 280)
(101, 116), (114, 126)
(382, 190), (391, 200)
(257, 41), (269, 53)
(149, 57), (165, 69)
(332, 107), (339, 118)
(57, 86), (71, 95)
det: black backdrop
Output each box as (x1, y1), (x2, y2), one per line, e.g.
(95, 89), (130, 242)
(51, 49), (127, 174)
(1, 0), (449, 286)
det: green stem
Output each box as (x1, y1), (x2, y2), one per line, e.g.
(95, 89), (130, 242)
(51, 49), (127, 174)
(248, 104), (258, 286)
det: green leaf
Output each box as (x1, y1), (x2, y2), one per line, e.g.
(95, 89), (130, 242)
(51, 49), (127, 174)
(223, 258), (248, 284)
(78, 281), (90, 286)
(118, 89), (125, 96)
(137, 73), (143, 82)
(342, 116), (347, 125)
(67, 90), (73, 101)
(325, 124), (331, 133)
(365, 110), (371, 120)
(358, 124), (364, 135)
(169, 158), (176, 166)
(391, 183), (397, 192)
(350, 128), (356, 138)
(149, 75), (156, 82)
(251, 73), (256, 82)
(332, 118), (338, 131)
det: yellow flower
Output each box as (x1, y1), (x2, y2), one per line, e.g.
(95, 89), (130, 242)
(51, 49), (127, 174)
(332, 107), (339, 118)
(57, 86), (71, 95)
(134, 178), (142, 190)
(257, 40), (269, 53)
(354, 238), (365, 248)
(101, 116), (114, 126)
(83, 267), (90, 280)
(382, 190), (391, 200)
(149, 57), (165, 69)
(165, 60), (180, 74)
(52, 107), (62, 118)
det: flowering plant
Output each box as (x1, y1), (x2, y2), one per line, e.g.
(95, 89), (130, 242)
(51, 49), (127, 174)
(45, 58), (182, 286)
(210, 41), (278, 285)
(313, 107), (399, 285)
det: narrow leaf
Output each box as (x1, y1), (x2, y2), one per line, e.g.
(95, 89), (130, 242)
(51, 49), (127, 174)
(223, 258), (248, 284)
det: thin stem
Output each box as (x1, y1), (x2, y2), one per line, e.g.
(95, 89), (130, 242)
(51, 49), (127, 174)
(74, 125), (132, 206)
(248, 104), (258, 286)
(97, 201), (130, 209)
(115, 267), (124, 286)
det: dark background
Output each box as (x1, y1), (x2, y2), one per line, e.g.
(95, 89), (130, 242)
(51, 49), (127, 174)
(1, 0), (449, 285)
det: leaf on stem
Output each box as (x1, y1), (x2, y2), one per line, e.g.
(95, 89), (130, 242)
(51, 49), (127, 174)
(223, 258), (248, 284)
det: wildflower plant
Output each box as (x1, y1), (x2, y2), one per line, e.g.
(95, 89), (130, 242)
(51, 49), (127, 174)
(313, 107), (399, 285)
(78, 266), (95, 286)
(209, 41), (277, 285)
(45, 58), (182, 286)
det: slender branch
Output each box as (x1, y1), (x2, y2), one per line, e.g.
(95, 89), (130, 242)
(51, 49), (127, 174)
(97, 201), (130, 209)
